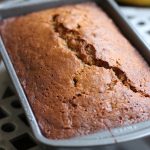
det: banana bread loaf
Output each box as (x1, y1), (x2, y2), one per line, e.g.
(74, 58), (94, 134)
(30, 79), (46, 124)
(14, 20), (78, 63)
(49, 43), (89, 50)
(0, 2), (150, 139)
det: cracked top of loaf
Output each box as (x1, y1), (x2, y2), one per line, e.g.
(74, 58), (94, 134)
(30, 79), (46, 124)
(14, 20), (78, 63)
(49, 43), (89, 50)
(0, 2), (150, 139)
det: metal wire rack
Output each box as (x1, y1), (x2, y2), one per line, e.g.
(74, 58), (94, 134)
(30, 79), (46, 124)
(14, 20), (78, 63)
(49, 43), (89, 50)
(121, 6), (150, 46)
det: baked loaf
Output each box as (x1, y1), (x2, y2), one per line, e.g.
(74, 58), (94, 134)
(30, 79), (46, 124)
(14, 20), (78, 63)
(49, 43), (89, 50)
(1, 2), (150, 139)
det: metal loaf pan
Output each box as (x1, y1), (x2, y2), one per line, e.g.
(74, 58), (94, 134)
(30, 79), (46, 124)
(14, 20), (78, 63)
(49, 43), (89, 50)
(0, 0), (150, 147)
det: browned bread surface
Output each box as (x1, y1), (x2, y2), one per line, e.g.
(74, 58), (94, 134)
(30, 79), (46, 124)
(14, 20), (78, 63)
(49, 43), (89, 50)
(0, 2), (150, 139)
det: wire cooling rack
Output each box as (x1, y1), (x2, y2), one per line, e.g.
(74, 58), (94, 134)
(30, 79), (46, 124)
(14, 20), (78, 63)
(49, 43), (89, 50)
(0, 4), (150, 150)
(0, 62), (43, 150)
(121, 6), (150, 46)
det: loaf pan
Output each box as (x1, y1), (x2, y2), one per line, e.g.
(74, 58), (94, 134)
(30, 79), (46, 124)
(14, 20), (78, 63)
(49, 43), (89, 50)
(0, 0), (150, 147)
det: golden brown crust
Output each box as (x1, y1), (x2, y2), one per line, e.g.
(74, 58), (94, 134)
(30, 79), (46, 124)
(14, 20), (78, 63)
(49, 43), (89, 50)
(0, 2), (150, 139)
